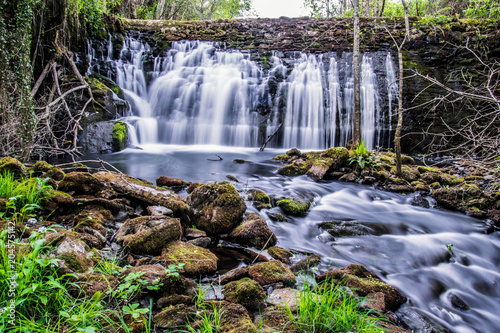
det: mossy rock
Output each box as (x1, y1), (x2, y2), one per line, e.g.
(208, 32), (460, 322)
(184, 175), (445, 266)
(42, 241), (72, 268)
(290, 254), (321, 273)
(391, 165), (420, 182)
(316, 264), (406, 311)
(278, 159), (313, 176)
(162, 241), (218, 276)
(272, 154), (290, 162)
(379, 154), (396, 165)
(267, 246), (293, 264)
(229, 213), (277, 249)
(267, 212), (288, 222)
(40, 189), (74, 212)
(73, 205), (112, 236)
(401, 155), (415, 165)
(0, 157), (25, 178)
(248, 260), (296, 286)
(286, 148), (301, 156)
(153, 304), (196, 329)
(433, 183), (493, 211)
(32, 161), (64, 180)
(276, 199), (310, 216)
(58, 250), (93, 273)
(321, 147), (349, 164)
(222, 277), (266, 310)
(59, 172), (102, 195)
(219, 302), (257, 333)
(256, 305), (299, 333)
(76, 272), (118, 298)
(112, 121), (128, 152)
(116, 216), (182, 255)
(187, 181), (246, 235)
(247, 189), (270, 204)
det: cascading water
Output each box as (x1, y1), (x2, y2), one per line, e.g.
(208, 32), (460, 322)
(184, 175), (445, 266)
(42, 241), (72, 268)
(89, 35), (398, 150)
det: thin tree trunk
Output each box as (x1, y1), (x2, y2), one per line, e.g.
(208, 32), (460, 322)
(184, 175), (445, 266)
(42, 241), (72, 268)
(353, 0), (362, 146)
(401, 0), (410, 37)
(379, 0), (386, 16)
(364, 0), (370, 16)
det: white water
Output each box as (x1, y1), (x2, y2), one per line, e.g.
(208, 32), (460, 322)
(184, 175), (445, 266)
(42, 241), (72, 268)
(88, 36), (398, 150)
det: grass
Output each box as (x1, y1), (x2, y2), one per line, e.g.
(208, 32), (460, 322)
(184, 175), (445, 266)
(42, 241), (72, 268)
(181, 285), (225, 333)
(0, 229), (110, 332)
(282, 277), (386, 333)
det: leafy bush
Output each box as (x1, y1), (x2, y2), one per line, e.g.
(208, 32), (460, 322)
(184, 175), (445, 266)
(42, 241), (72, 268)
(348, 140), (377, 169)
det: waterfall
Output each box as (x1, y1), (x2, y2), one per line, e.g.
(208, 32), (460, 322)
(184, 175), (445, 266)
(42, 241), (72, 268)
(98, 35), (397, 150)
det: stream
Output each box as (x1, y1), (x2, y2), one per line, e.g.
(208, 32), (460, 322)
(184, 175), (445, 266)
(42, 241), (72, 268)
(83, 144), (500, 333)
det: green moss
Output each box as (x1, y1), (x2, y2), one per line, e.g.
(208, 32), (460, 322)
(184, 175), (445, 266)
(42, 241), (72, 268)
(321, 147), (349, 163)
(247, 189), (270, 204)
(58, 251), (92, 273)
(390, 165), (420, 182)
(112, 121), (128, 151)
(267, 247), (293, 264)
(223, 278), (266, 310)
(249, 260), (296, 287)
(277, 199), (310, 215)
(286, 148), (301, 156)
(162, 241), (217, 276)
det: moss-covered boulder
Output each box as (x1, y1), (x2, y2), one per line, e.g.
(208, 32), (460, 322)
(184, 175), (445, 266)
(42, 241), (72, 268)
(59, 172), (103, 195)
(306, 158), (334, 181)
(32, 161), (65, 181)
(219, 302), (257, 333)
(286, 148), (301, 156)
(248, 260), (296, 286)
(267, 246), (293, 264)
(40, 189), (74, 212)
(391, 165), (420, 183)
(276, 199), (310, 216)
(116, 216), (182, 255)
(316, 264), (406, 311)
(222, 278), (266, 310)
(75, 272), (118, 298)
(161, 241), (217, 276)
(247, 189), (271, 204)
(112, 121), (128, 151)
(187, 181), (246, 235)
(229, 213), (277, 249)
(0, 157), (25, 178)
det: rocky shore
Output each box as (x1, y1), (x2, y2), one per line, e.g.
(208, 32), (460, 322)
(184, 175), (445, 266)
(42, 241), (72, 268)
(1, 150), (498, 332)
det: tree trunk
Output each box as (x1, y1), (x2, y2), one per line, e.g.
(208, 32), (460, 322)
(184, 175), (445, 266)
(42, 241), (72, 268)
(364, 0), (370, 16)
(379, 0), (386, 16)
(395, 0), (410, 175)
(353, 0), (362, 146)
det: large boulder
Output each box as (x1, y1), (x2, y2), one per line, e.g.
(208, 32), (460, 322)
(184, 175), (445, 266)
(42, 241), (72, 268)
(187, 181), (246, 235)
(115, 216), (182, 255)
(59, 172), (102, 195)
(248, 260), (296, 287)
(229, 213), (277, 249)
(78, 121), (115, 154)
(219, 303), (257, 333)
(161, 241), (218, 276)
(316, 264), (407, 311)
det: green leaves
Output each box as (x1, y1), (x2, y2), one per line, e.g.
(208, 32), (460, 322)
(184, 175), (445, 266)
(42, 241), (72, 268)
(348, 139), (378, 170)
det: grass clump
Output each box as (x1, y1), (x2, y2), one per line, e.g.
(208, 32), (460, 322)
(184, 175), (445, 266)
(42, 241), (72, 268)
(283, 277), (385, 333)
(182, 286), (224, 333)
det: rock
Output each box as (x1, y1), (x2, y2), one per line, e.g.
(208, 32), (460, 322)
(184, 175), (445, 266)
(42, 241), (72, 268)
(339, 172), (358, 182)
(214, 266), (250, 285)
(319, 220), (390, 238)
(316, 264), (407, 311)
(255, 305), (298, 333)
(147, 205), (174, 217)
(59, 172), (102, 195)
(116, 216), (182, 255)
(363, 292), (386, 313)
(433, 183), (492, 212)
(186, 182), (204, 193)
(320, 147), (349, 166)
(187, 181), (246, 235)
(276, 199), (310, 216)
(247, 189), (271, 205)
(153, 304), (196, 329)
(0, 157), (25, 178)
(226, 175), (239, 182)
(290, 254), (321, 273)
(409, 193), (430, 208)
(157, 295), (193, 309)
(56, 239), (93, 273)
(188, 237), (212, 248)
(248, 260), (296, 286)
(229, 213), (277, 249)
(286, 148), (301, 156)
(222, 278), (266, 310)
(306, 160), (332, 181)
(112, 121), (128, 151)
(267, 247), (293, 264)
(93, 172), (191, 219)
(266, 288), (301, 311)
(391, 165), (420, 182)
(78, 121), (115, 154)
(32, 161), (65, 181)
(266, 212), (288, 222)
(156, 176), (188, 187)
(73, 205), (112, 237)
(219, 303), (257, 333)
(40, 189), (74, 212)
(185, 228), (207, 239)
(161, 241), (218, 276)
(278, 159), (313, 176)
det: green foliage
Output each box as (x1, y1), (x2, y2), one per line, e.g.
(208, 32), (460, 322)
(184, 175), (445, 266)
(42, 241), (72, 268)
(348, 140), (377, 169)
(282, 277), (384, 333)
(0, 228), (108, 332)
(464, 0), (500, 19)
(0, 172), (52, 223)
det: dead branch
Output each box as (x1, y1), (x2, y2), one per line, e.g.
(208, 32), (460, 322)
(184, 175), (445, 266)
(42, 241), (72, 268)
(260, 123), (282, 152)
